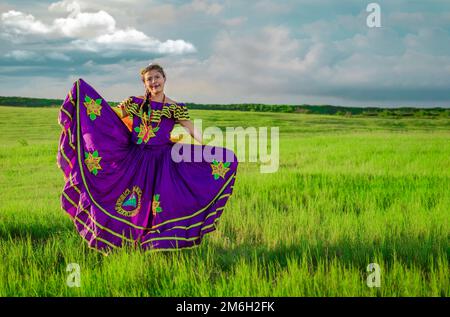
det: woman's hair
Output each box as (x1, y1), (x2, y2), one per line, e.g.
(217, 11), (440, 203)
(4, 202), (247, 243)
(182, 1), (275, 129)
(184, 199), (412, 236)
(140, 63), (166, 114)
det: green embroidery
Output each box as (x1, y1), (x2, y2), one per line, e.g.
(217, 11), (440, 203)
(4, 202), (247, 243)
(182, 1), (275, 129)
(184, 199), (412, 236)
(84, 150), (102, 175)
(134, 124), (160, 144)
(83, 95), (102, 120)
(211, 160), (231, 180)
(152, 194), (163, 216)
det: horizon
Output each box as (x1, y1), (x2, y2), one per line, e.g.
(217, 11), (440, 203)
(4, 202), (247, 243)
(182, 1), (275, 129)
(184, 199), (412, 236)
(1, 94), (448, 110)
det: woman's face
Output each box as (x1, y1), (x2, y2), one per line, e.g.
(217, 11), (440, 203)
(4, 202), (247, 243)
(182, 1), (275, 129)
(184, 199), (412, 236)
(143, 69), (166, 96)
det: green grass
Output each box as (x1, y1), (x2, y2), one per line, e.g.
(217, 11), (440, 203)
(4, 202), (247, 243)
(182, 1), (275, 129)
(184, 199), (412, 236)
(0, 105), (448, 296)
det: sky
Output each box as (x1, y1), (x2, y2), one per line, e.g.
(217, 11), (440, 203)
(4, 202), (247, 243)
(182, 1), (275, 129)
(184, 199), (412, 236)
(0, 0), (449, 107)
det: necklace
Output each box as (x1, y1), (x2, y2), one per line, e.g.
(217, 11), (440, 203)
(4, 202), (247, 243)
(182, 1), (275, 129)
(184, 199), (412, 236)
(146, 94), (165, 126)
(135, 94), (165, 144)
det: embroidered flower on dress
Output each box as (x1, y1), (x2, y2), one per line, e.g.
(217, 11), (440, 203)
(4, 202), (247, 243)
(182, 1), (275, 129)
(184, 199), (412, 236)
(152, 194), (163, 216)
(83, 95), (102, 120)
(134, 123), (159, 144)
(84, 150), (102, 175)
(211, 160), (231, 180)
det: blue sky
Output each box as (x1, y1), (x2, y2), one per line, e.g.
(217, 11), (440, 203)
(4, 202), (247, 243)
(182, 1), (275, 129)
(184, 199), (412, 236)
(1, 0), (449, 107)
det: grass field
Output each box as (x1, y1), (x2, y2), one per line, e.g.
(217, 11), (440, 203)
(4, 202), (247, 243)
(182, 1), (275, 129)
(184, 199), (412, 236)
(0, 105), (448, 296)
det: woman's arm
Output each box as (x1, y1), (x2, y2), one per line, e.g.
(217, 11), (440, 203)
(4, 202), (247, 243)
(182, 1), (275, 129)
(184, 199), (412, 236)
(178, 119), (203, 144)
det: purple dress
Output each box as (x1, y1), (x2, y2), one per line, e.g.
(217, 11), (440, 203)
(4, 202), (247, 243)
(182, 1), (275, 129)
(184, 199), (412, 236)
(56, 78), (238, 255)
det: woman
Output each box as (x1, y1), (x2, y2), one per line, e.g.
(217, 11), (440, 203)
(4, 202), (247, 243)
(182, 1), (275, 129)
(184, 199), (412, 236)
(57, 63), (238, 255)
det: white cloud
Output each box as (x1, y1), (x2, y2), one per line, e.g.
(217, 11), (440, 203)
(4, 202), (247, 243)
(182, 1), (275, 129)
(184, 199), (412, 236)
(48, 0), (81, 15)
(1, 1), (196, 55)
(47, 52), (72, 61)
(53, 10), (116, 37)
(70, 28), (196, 55)
(1, 10), (51, 35)
(158, 40), (197, 55)
(5, 50), (42, 61)
(4, 49), (71, 63)
(95, 28), (148, 44)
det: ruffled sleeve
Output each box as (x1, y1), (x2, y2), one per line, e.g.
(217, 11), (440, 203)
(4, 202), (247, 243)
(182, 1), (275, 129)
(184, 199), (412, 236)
(113, 97), (141, 118)
(112, 96), (141, 132)
(171, 102), (190, 123)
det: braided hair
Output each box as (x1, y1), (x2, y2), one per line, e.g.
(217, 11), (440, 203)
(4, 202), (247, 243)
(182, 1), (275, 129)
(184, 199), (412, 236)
(140, 63), (166, 115)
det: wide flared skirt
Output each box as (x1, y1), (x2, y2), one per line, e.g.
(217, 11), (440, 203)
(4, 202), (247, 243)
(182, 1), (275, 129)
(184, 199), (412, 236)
(57, 78), (238, 255)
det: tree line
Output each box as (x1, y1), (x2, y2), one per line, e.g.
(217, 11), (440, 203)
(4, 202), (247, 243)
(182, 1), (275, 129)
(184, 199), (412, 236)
(0, 96), (448, 117)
